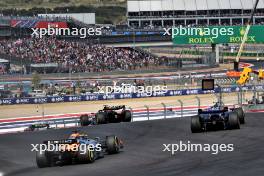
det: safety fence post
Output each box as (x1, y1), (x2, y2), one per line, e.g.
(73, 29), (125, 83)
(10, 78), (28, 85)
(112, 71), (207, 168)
(76, 119), (79, 127)
(144, 105), (150, 120)
(257, 91), (260, 102)
(161, 103), (166, 119)
(237, 86), (241, 105)
(178, 100), (183, 118)
(240, 86), (244, 105)
(214, 88), (219, 103)
(254, 85), (257, 105)
(195, 96), (200, 109)
(129, 107), (133, 122)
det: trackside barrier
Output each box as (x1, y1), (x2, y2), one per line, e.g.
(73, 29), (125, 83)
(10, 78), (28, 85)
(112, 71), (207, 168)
(0, 106), (206, 134)
(1, 85), (264, 105)
(1, 103), (264, 134)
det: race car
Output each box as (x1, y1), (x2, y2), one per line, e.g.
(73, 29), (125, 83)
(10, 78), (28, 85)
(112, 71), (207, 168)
(36, 131), (123, 168)
(79, 114), (97, 126)
(24, 123), (51, 132)
(80, 105), (132, 126)
(96, 105), (132, 124)
(191, 102), (245, 133)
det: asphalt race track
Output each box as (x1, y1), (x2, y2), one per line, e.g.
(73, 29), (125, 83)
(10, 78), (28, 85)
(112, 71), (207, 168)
(0, 113), (264, 176)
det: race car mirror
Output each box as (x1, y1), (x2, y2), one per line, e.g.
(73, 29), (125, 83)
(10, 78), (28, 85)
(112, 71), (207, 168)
(202, 79), (215, 90)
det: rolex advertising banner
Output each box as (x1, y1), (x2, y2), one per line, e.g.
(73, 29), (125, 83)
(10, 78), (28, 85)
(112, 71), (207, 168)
(172, 25), (264, 44)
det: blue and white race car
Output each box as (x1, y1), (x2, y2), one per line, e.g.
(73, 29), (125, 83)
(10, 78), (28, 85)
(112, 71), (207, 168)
(191, 102), (245, 133)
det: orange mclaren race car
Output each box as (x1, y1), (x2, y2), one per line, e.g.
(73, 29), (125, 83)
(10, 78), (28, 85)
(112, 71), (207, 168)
(36, 131), (123, 168)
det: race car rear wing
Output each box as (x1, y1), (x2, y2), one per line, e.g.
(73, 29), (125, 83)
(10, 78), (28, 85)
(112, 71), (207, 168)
(199, 110), (226, 114)
(103, 105), (126, 110)
(43, 139), (77, 145)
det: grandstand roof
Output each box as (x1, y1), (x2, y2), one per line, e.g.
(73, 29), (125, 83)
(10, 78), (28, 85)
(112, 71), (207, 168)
(127, 0), (264, 12)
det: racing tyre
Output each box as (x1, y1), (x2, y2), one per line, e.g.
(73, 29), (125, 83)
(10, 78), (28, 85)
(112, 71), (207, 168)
(228, 112), (240, 129)
(106, 136), (120, 154)
(234, 108), (245, 124)
(36, 151), (50, 168)
(198, 109), (203, 114)
(224, 107), (229, 112)
(191, 115), (202, 133)
(61, 152), (72, 165)
(123, 110), (132, 122)
(80, 114), (90, 126)
(96, 112), (107, 124)
(77, 147), (95, 163)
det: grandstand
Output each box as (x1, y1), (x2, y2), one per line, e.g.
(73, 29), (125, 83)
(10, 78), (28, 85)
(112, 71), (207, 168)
(37, 13), (96, 25)
(0, 15), (94, 37)
(0, 37), (171, 74)
(127, 0), (264, 28)
(0, 17), (11, 37)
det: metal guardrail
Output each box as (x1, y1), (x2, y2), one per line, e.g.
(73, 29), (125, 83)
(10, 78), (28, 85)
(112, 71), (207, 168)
(31, 103), (264, 129)
(1, 84), (264, 134)
(0, 106), (200, 134)
(1, 94), (264, 134)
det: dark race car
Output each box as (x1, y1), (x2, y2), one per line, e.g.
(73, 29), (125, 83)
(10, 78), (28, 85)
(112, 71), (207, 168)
(36, 131), (123, 168)
(24, 123), (51, 132)
(79, 114), (97, 126)
(80, 105), (132, 126)
(191, 102), (245, 133)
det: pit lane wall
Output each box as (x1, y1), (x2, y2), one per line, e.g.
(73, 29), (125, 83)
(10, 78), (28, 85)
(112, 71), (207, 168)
(0, 85), (263, 105)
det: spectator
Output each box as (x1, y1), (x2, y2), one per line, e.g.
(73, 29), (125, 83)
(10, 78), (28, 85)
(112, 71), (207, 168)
(0, 37), (166, 73)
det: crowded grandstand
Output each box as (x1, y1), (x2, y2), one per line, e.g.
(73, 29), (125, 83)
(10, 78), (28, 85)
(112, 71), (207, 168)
(0, 37), (166, 73)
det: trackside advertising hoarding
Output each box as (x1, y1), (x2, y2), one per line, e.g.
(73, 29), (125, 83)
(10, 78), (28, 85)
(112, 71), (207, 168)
(172, 25), (264, 44)
(1, 85), (263, 105)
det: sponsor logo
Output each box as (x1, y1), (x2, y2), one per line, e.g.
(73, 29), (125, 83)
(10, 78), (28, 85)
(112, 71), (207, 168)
(163, 141), (234, 155)
(31, 25), (102, 38)
(165, 25), (261, 44)
(31, 142), (102, 155)
(95, 84), (168, 96)
(164, 26), (234, 39)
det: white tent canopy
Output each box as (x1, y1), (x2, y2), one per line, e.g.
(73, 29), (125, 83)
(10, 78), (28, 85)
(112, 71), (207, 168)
(185, 0), (197, 11)
(161, 0), (174, 11)
(172, 0), (185, 11)
(139, 0), (151, 11)
(127, 1), (140, 12)
(206, 0), (220, 10)
(240, 0), (254, 9)
(218, 0), (231, 10)
(196, 0), (208, 10)
(127, 0), (264, 12)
